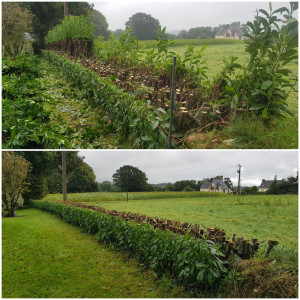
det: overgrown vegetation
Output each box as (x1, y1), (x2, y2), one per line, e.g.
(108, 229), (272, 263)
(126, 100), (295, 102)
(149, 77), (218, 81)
(2, 54), (66, 148)
(217, 2), (298, 119)
(41, 3), (298, 148)
(2, 2), (297, 149)
(44, 51), (169, 148)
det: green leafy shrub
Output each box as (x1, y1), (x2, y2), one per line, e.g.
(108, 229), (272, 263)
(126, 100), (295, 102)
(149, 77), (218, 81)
(31, 200), (227, 292)
(45, 15), (94, 43)
(43, 51), (169, 148)
(2, 54), (66, 148)
(218, 3), (298, 119)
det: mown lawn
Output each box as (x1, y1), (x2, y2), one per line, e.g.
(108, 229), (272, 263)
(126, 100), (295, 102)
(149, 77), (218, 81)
(2, 209), (187, 298)
(78, 194), (298, 249)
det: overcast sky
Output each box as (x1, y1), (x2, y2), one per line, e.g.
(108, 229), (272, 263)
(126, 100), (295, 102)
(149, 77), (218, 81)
(79, 150), (298, 186)
(91, 1), (292, 31)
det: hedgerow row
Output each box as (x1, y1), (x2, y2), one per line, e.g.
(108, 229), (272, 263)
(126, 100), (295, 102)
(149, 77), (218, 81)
(31, 200), (227, 292)
(43, 51), (169, 148)
(61, 201), (270, 260)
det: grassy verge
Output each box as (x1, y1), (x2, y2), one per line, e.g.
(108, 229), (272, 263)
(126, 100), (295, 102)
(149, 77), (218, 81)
(2, 208), (187, 298)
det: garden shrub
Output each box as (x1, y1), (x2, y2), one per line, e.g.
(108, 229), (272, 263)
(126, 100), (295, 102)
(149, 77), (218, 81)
(31, 200), (227, 292)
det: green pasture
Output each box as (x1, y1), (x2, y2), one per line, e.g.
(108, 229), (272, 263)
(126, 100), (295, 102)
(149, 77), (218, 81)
(42, 192), (298, 249)
(2, 209), (186, 298)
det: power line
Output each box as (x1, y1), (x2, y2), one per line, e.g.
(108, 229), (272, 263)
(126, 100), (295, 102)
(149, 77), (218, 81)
(242, 170), (296, 176)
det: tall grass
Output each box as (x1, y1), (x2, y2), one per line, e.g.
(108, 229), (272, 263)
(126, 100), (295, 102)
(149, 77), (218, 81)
(43, 191), (229, 202)
(224, 113), (298, 149)
(138, 38), (244, 49)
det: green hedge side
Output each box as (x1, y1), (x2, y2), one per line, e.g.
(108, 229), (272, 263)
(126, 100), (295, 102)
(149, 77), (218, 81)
(45, 15), (94, 43)
(43, 51), (169, 148)
(31, 200), (227, 291)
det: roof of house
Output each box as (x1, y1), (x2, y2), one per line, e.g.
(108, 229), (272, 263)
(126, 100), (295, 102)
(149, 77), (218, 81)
(215, 25), (245, 36)
(259, 179), (282, 189)
(201, 178), (231, 190)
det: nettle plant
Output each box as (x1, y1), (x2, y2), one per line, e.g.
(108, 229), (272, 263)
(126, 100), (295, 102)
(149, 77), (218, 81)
(223, 2), (298, 119)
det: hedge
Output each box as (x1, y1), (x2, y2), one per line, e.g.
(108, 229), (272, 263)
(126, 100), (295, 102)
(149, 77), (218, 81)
(31, 200), (227, 291)
(43, 51), (169, 148)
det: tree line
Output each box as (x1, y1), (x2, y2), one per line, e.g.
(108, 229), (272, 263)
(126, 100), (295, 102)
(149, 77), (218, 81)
(2, 152), (297, 217)
(3, 1), (251, 57)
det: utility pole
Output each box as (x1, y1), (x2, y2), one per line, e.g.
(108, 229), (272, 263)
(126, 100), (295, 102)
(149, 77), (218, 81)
(62, 151), (67, 201)
(237, 164), (242, 195)
(64, 2), (69, 17)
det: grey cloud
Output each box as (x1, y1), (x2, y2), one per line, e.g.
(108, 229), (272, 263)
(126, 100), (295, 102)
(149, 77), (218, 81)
(79, 150), (298, 186)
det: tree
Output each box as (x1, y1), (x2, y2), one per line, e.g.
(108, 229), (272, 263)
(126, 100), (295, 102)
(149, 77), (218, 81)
(91, 9), (109, 39)
(125, 12), (160, 40)
(98, 181), (116, 192)
(67, 162), (98, 193)
(2, 2), (33, 56)
(2, 152), (31, 217)
(241, 186), (258, 195)
(21, 151), (57, 203)
(224, 177), (233, 189)
(113, 165), (149, 192)
(20, 2), (93, 54)
(267, 174), (298, 194)
(21, 151), (97, 197)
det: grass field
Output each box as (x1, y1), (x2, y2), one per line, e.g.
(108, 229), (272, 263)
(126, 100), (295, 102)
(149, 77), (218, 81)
(42, 192), (298, 250)
(2, 209), (187, 298)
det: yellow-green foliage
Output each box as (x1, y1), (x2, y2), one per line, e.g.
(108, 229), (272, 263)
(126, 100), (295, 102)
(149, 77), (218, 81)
(43, 191), (229, 202)
(45, 15), (94, 43)
(138, 38), (244, 49)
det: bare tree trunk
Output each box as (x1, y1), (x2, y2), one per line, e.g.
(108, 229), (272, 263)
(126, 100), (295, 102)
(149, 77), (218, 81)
(62, 152), (67, 201)
(64, 2), (69, 17)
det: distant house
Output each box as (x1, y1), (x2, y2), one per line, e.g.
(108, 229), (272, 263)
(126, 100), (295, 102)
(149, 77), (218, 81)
(258, 179), (282, 192)
(215, 25), (246, 40)
(200, 178), (232, 194)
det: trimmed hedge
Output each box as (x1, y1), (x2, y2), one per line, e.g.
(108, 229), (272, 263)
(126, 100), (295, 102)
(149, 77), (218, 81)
(31, 200), (227, 291)
(43, 51), (169, 148)
(45, 15), (94, 43)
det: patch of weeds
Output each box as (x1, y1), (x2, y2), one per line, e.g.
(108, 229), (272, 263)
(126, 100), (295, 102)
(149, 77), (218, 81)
(229, 258), (298, 298)
(184, 127), (232, 149)
(224, 112), (298, 149)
